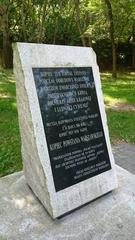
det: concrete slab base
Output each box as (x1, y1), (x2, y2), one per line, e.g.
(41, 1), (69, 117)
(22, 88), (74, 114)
(0, 165), (135, 240)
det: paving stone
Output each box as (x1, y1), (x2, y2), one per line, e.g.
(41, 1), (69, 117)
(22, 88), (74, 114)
(0, 165), (135, 240)
(113, 143), (135, 175)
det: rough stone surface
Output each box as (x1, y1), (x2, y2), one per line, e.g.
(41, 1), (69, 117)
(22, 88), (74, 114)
(13, 43), (117, 218)
(0, 166), (135, 240)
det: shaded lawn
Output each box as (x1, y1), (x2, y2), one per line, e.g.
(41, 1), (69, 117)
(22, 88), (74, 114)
(101, 72), (135, 106)
(0, 69), (22, 177)
(107, 110), (135, 144)
(0, 69), (135, 176)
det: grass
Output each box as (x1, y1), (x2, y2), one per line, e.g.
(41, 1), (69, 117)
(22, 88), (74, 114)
(0, 69), (135, 176)
(107, 110), (135, 144)
(101, 71), (135, 144)
(0, 68), (22, 177)
(101, 72), (135, 106)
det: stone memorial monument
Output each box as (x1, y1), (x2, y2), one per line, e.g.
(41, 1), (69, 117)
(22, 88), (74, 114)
(13, 43), (118, 219)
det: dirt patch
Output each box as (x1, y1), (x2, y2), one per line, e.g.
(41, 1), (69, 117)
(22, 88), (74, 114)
(106, 102), (135, 111)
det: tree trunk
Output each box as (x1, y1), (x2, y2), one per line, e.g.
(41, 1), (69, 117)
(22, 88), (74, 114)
(74, 0), (86, 47)
(132, 23), (135, 70)
(104, 0), (117, 78)
(53, 15), (59, 44)
(37, 1), (48, 43)
(0, 6), (12, 68)
(21, 3), (27, 42)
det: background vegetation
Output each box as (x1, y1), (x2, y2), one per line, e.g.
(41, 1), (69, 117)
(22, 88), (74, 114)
(0, 0), (135, 74)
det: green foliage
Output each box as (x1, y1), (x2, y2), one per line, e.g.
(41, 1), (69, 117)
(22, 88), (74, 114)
(0, 0), (134, 69)
(87, 0), (108, 41)
(84, 0), (135, 44)
(112, 0), (135, 42)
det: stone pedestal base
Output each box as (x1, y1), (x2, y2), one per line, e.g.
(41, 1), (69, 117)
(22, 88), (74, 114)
(0, 165), (135, 240)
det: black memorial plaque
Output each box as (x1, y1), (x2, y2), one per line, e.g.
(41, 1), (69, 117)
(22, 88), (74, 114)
(33, 67), (112, 192)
